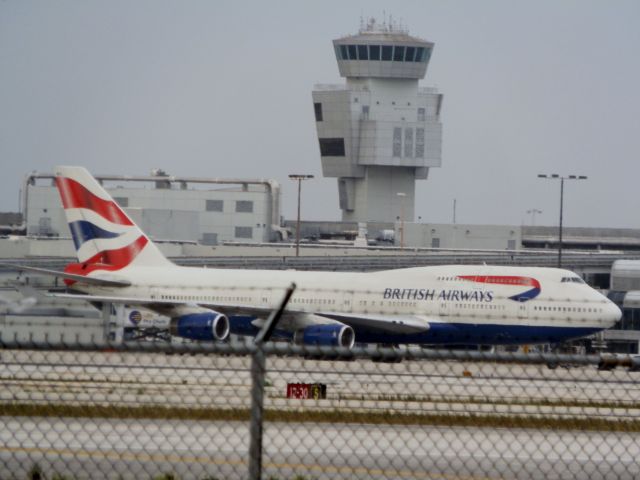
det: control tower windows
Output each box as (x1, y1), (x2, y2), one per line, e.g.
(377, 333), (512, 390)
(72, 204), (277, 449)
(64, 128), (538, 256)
(314, 102), (323, 122)
(319, 138), (346, 157)
(391, 127), (425, 158)
(405, 46), (416, 62)
(393, 46), (405, 61)
(404, 128), (414, 158)
(337, 44), (430, 63)
(415, 128), (425, 158)
(393, 128), (402, 157)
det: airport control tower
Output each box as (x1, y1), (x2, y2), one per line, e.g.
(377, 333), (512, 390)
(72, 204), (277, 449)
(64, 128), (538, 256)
(313, 19), (443, 223)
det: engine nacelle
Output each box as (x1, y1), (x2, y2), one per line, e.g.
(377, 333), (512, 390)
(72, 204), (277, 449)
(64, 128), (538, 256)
(294, 324), (355, 349)
(169, 312), (230, 342)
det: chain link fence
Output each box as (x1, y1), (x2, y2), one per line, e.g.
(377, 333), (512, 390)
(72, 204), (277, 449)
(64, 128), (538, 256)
(0, 341), (639, 480)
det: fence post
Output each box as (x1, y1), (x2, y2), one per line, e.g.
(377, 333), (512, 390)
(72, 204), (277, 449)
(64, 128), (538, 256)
(247, 283), (296, 480)
(248, 346), (266, 480)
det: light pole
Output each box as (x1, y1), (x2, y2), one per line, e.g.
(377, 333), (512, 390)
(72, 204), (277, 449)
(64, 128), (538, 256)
(397, 192), (406, 248)
(537, 174), (587, 268)
(288, 174), (314, 257)
(526, 208), (542, 226)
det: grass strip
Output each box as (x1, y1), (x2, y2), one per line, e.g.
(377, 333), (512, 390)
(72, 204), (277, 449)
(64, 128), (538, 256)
(333, 394), (640, 410)
(1, 403), (639, 432)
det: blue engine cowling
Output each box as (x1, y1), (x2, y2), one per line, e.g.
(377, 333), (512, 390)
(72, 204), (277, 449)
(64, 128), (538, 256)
(294, 324), (355, 349)
(169, 312), (230, 341)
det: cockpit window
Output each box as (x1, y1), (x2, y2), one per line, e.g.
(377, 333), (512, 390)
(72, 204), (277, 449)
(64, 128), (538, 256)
(561, 276), (585, 284)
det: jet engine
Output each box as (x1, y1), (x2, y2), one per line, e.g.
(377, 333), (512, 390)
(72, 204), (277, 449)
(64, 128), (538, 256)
(294, 324), (355, 349)
(169, 311), (230, 342)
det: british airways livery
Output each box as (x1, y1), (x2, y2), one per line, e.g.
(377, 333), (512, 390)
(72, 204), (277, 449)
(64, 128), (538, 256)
(24, 166), (621, 348)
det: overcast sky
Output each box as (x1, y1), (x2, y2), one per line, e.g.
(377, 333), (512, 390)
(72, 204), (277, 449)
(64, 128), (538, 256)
(1, 1), (639, 228)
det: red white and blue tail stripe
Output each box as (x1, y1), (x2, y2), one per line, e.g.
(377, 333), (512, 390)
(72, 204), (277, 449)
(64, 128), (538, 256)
(54, 166), (171, 273)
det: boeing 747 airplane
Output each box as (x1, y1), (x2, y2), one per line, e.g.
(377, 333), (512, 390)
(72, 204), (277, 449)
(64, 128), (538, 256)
(13, 166), (621, 348)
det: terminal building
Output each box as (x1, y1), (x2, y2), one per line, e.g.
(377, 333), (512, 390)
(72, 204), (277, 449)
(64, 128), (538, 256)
(312, 18), (443, 223)
(604, 260), (640, 354)
(16, 170), (285, 245)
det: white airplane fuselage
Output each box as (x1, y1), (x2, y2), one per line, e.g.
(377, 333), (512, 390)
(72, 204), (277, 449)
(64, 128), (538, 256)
(75, 263), (620, 346)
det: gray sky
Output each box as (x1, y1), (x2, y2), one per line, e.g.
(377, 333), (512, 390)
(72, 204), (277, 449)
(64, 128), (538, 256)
(1, 1), (639, 228)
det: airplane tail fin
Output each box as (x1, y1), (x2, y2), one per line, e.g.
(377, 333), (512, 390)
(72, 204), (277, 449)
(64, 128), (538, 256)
(54, 166), (173, 275)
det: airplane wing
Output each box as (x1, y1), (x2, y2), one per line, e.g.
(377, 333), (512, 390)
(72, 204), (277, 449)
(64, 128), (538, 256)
(317, 312), (431, 334)
(47, 292), (264, 312)
(48, 292), (432, 334)
(48, 292), (320, 320)
(0, 263), (131, 287)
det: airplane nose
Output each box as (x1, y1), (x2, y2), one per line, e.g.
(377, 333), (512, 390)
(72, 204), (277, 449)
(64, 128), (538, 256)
(605, 301), (622, 327)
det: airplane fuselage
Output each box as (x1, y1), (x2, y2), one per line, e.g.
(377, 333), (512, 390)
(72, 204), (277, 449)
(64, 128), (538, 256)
(78, 263), (619, 346)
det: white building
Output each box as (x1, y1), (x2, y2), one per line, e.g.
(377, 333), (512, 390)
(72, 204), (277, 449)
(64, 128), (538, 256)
(22, 170), (284, 245)
(313, 18), (443, 223)
(400, 223), (521, 251)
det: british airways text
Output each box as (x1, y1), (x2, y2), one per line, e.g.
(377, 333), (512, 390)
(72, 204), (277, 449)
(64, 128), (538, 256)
(383, 288), (494, 302)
